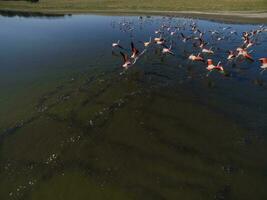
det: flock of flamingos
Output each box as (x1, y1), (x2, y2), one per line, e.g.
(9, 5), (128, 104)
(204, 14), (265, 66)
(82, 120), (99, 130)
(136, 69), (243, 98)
(111, 18), (267, 77)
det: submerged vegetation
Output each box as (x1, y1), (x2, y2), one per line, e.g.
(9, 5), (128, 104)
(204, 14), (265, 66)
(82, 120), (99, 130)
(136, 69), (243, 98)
(1, 65), (267, 199)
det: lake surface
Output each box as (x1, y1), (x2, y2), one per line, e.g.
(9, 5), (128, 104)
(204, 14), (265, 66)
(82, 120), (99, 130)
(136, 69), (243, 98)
(0, 14), (267, 200)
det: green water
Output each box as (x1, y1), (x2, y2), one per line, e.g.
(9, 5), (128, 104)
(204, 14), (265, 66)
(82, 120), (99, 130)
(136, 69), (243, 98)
(0, 14), (267, 200)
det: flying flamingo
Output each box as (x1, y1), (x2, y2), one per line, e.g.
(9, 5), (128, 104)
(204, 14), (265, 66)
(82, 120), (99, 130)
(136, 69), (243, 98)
(180, 33), (191, 43)
(143, 37), (152, 47)
(243, 36), (254, 49)
(154, 36), (165, 45)
(162, 44), (175, 55)
(112, 40), (123, 49)
(188, 53), (205, 62)
(199, 38), (207, 49)
(227, 50), (236, 60)
(236, 47), (254, 62)
(206, 59), (225, 76)
(202, 47), (214, 54)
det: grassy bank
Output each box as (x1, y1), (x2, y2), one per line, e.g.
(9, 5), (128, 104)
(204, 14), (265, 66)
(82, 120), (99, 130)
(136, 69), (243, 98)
(0, 0), (267, 13)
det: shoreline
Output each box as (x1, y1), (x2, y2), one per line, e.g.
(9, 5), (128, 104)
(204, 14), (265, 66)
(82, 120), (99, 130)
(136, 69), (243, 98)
(1, 9), (267, 23)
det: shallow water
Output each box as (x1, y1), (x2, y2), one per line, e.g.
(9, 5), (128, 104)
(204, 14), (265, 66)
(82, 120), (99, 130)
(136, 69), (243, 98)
(0, 14), (267, 200)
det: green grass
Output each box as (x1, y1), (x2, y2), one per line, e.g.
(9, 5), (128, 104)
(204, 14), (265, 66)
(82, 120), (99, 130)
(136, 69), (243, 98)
(0, 0), (267, 13)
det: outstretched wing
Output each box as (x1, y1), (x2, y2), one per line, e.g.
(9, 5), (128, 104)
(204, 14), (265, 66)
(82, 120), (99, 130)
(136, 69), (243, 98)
(131, 42), (139, 55)
(120, 52), (128, 63)
(245, 53), (254, 62)
(131, 42), (134, 52)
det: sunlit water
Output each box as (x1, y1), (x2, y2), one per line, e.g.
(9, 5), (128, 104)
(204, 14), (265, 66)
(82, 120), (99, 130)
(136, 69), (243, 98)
(0, 14), (267, 200)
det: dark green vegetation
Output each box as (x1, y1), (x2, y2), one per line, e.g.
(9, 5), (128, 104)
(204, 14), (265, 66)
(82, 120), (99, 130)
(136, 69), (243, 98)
(0, 0), (266, 13)
(2, 0), (38, 3)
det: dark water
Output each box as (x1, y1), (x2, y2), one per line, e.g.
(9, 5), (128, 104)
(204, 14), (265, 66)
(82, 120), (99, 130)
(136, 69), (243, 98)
(0, 14), (267, 200)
